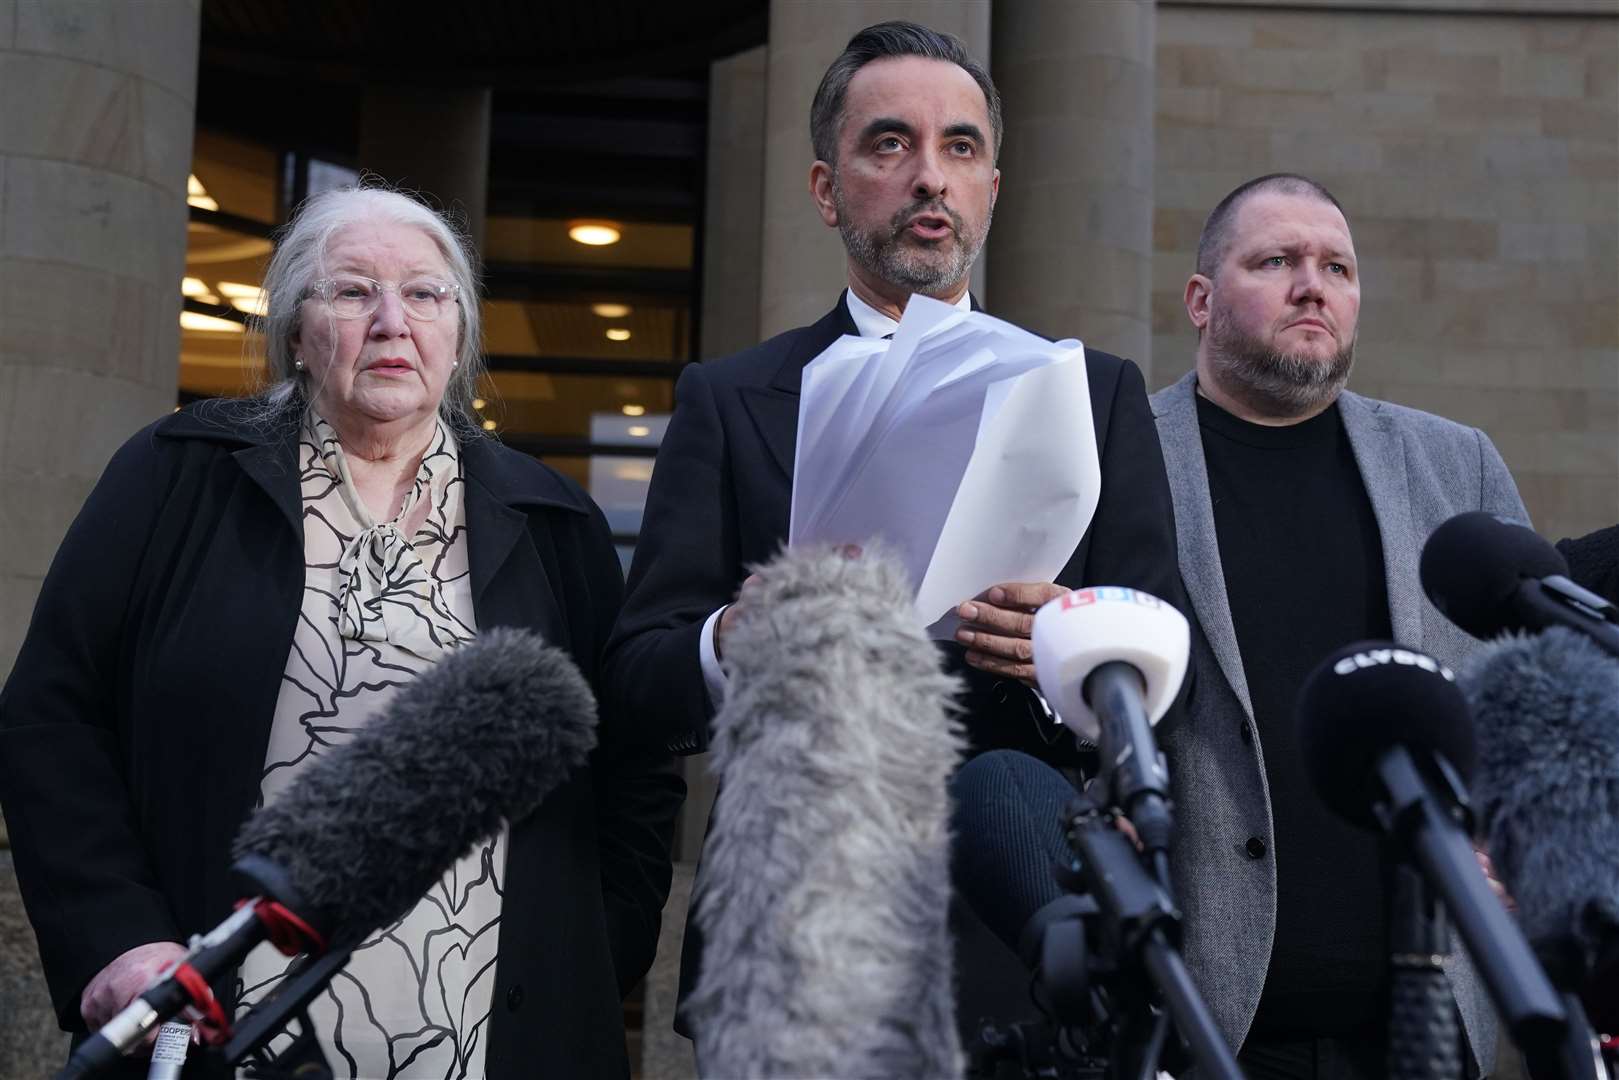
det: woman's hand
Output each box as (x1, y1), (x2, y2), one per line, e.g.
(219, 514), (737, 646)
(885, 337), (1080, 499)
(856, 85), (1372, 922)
(81, 941), (187, 1030)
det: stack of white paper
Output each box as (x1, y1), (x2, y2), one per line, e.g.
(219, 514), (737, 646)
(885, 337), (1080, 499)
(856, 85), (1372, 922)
(789, 294), (1102, 637)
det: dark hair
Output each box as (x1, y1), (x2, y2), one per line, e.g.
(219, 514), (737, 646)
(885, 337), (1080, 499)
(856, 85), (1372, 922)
(809, 20), (1002, 169)
(1195, 173), (1349, 278)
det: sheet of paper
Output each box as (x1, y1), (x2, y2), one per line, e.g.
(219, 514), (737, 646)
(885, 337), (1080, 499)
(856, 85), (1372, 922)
(789, 298), (1101, 636)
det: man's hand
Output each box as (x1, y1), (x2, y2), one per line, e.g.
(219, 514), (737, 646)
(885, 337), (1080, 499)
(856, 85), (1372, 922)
(956, 582), (1069, 689)
(713, 574), (764, 661)
(1475, 845), (1516, 912)
(81, 940), (186, 1030)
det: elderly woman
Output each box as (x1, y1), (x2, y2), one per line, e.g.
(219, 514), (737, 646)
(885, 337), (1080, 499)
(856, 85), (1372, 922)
(0, 187), (681, 1079)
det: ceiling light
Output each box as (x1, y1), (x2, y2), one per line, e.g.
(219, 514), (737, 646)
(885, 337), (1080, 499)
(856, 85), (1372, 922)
(626, 425), (651, 438)
(591, 302), (632, 318)
(621, 404), (646, 417)
(605, 328), (631, 341)
(613, 462), (654, 483)
(187, 175), (206, 196)
(216, 281), (261, 299)
(229, 296), (265, 315)
(472, 398), (487, 411)
(181, 277), (209, 297)
(180, 311), (243, 333)
(482, 419), (497, 431)
(186, 174), (218, 212)
(568, 220), (621, 246)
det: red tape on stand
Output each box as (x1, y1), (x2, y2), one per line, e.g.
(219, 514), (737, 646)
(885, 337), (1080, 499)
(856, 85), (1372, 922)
(258, 900), (327, 956)
(173, 962), (232, 1045)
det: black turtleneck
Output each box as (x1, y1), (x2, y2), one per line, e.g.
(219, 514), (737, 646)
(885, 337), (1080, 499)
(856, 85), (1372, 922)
(1196, 392), (1393, 1038)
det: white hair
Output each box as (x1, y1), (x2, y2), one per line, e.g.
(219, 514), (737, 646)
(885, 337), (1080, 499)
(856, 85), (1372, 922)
(253, 184), (486, 433)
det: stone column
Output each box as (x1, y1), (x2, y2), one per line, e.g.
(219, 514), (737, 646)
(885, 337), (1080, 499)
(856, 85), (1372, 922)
(700, 46), (768, 361)
(987, 0), (1156, 375)
(758, 0), (991, 337)
(358, 86), (493, 251)
(0, 4), (201, 1070)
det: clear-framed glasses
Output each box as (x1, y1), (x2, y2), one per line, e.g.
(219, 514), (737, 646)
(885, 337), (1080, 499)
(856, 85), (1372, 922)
(306, 275), (461, 321)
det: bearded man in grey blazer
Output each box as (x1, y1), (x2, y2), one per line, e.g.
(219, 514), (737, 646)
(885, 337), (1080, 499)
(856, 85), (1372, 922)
(1151, 173), (1526, 1078)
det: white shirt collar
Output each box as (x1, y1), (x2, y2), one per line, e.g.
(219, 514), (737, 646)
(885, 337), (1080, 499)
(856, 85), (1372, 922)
(843, 287), (972, 339)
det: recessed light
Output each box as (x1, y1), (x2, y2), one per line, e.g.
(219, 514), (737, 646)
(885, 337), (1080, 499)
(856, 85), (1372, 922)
(180, 311), (243, 333)
(627, 425), (651, 438)
(605, 328), (631, 341)
(569, 221), (621, 246)
(591, 302), (632, 318)
(472, 398), (487, 411)
(216, 281), (261, 299)
(621, 403), (646, 417)
(186, 174), (218, 212)
(482, 419), (497, 431)
(181, 277), (209, 297)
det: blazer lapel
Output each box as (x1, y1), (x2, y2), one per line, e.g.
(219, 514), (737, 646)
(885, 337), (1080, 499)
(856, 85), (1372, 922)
(1154, 372), (1256, 720)
(1340, 391), (1423, 647)
(739, 295), (860, 482)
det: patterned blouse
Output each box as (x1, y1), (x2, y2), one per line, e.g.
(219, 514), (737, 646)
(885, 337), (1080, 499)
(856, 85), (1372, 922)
(236, 412), (504, 1079)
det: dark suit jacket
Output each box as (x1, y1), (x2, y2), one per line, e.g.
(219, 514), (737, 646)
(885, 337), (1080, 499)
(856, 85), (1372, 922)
(601, 294), (1186, 1031)
(0, 399), (683, 1079)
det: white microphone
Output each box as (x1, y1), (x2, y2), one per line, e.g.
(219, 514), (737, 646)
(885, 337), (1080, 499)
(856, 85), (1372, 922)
(1033, 587), (1190, 853)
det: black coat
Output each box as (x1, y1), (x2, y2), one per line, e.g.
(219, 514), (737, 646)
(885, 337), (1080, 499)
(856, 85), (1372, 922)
(0, 400), (683, 1079)
(599, 295), (1186, 1026)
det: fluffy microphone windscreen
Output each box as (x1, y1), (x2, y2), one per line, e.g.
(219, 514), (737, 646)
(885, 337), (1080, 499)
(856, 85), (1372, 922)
(1420, 511), (1569, 640)
(1461, 627), (1619, 958)
(686, 545), (966, 1080)
(1296, 642), (1478, 829)
(231, 628), (597, 943)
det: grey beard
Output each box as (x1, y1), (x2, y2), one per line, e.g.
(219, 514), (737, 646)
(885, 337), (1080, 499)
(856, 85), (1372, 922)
(1206, 305), (1355, 418)
(835, 184), (989, 296)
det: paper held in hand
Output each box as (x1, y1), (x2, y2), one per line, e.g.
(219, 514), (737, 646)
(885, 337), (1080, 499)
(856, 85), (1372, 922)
(788, 294), (1101, 638)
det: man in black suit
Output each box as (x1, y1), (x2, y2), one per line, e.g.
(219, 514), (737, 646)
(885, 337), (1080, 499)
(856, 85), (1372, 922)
(601, 18), (1183, 1030)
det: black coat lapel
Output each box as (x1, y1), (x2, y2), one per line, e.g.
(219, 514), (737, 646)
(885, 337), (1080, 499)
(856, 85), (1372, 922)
(739, 296), (859, 482)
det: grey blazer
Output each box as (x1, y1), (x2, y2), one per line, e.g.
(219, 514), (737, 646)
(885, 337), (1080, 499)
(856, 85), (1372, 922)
(1150, 370), (1529, 1074)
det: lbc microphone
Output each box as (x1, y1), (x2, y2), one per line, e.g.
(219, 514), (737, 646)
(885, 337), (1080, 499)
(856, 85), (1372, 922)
(1462, 627), (1619, 1031)
(1031, 586), (1190, 854)
(1296, 642), (1578, 1071)
(684, 545), (965, 1080)
(1421, 512), (1619, 658)
(61, 628), (598, 1079)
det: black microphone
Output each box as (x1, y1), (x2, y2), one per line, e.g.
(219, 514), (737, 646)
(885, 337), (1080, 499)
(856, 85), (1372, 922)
(1296, 642), (1575, 1073)
(1421, 512), (1619, 658)
(60, 628), (598, 1079)
(1461, 626), (1619, 1032)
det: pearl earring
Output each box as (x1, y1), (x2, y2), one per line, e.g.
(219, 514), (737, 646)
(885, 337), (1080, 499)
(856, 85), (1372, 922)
(453, 360), (460, 370)
(293, 357), (305, 371)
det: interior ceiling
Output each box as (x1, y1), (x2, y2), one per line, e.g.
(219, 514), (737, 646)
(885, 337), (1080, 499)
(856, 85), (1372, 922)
(196, 0), (769, 220)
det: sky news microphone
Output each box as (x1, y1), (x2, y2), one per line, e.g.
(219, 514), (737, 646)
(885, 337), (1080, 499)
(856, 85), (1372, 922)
(1295, 642), (1580, 1072)
(1462, 627), (1619, 1033)
(1421, 512), (1619, 659)
(60, 628), (598, 1080)
(1031, 586), (1189, 855)
(685, 545), (965, 1080)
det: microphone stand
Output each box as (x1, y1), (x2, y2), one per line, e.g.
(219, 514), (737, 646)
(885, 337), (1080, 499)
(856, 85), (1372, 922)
(1388, 863), (1461, 1080)
(203, 942), (355, 1080)
(1063, 797), (1244, 1080)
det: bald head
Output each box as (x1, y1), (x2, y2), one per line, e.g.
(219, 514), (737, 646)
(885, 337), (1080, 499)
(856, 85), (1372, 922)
(1196, 173), (1348, 280)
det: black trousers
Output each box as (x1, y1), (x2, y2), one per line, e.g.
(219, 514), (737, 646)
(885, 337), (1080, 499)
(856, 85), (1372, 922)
(1237, 1029), (1387, 1080)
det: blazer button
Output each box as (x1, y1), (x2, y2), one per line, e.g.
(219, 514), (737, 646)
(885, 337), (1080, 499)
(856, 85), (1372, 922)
(1238, 721), (1253, 745)
(506, 984), (524, 1012)
(1245, 836), (1267, 859)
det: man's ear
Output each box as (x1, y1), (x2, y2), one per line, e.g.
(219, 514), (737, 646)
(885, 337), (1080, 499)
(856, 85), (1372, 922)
(990, 167), (1000, 209)
(1184, 274), (1213, 332)
(809, 160), (838, 227)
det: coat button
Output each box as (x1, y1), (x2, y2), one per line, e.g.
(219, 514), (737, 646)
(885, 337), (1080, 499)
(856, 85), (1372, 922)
(1238, 721), (1253, 745)
(506, 984), (524, 1012)
(1246, 836), (1267, 859)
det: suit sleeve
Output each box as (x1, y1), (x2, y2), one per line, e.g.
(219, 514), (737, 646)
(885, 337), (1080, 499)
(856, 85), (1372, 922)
(0, 427), (182, 1028)
(570, 504), (684, 996)
(1082, 359), (1189, 616)
(601, 362), (742, 754)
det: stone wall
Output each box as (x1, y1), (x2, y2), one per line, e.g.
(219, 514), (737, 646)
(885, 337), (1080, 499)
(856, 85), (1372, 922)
(1151, 1), (1619, 540)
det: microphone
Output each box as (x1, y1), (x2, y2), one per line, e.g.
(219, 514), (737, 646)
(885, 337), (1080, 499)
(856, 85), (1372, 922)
(684, 545), (966, 1080)
(60, 628), (598, 1079)
(1421, 512), (1619, 658)
(1295, 642), (1579, 1073)
(1031, 587), (1190, 854)
(1461, 627), (1619, 1029)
